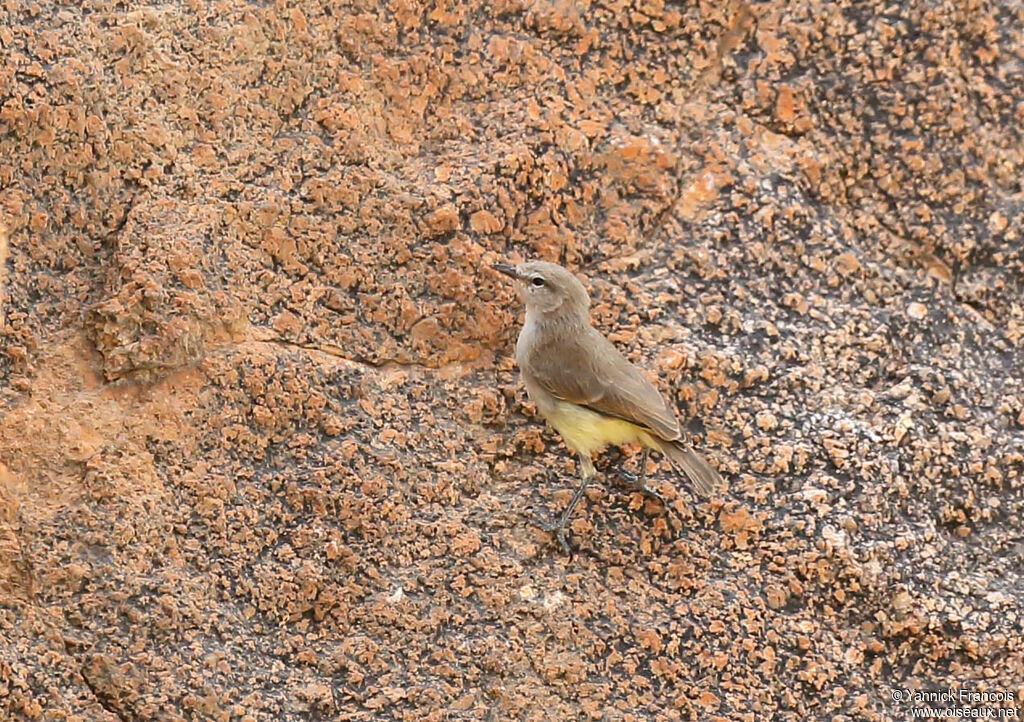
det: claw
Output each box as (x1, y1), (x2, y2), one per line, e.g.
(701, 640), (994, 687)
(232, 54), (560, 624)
(616, 463), (638, 485)
(550, 526), (572, 555)
(616, 463), (667, 505)
(534, 513), (572, 554)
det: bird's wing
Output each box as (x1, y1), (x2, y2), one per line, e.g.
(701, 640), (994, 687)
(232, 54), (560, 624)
(526, 327), (682, 441)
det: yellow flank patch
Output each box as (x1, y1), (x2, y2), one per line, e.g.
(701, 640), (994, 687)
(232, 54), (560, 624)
(544, 401), (653, 456)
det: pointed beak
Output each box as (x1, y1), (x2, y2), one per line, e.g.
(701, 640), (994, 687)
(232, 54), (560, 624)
(491, 263), (519, 280)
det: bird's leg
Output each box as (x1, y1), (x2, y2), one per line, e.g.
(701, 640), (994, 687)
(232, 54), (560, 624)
(616, 447), (666, 504)
(538, 454), (594, 554)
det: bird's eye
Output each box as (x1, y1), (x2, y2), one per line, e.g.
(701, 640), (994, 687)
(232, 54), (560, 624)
(530, 277), (545, 287)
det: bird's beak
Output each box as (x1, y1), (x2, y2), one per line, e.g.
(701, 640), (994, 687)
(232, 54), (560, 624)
(491, 263), (520, 280)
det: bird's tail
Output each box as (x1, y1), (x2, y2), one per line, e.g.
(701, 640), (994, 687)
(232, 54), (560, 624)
(654, 438), (724, 498)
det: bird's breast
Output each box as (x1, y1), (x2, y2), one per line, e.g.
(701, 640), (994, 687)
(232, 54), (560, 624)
(514, 314), (541, 367)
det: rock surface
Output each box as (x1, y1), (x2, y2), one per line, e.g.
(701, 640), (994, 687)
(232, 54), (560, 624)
(1, 0), (1022, 719)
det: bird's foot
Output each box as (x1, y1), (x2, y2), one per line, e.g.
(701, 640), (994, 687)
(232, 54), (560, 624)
(534, 512), (572, 554)
(615, 465), (667, 505)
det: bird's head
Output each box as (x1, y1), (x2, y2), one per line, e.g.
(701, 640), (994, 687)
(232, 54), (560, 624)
(492, 260), (591, 319)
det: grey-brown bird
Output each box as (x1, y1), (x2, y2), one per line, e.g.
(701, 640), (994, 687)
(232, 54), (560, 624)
(493, 260), (724, 552)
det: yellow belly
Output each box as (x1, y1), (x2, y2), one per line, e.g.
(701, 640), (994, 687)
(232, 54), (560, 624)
(544, 402), (653, 456)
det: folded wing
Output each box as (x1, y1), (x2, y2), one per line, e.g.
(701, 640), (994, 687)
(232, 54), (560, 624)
(525, 327), (682, 441)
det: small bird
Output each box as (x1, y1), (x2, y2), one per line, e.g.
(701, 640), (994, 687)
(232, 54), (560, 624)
(493, 260), (724, 552)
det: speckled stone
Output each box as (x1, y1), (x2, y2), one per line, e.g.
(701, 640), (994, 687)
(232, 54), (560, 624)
(1, 0), (1021, 719)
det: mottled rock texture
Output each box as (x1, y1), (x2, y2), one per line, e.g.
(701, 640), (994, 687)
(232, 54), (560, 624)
(1, 0), (1022, 719)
